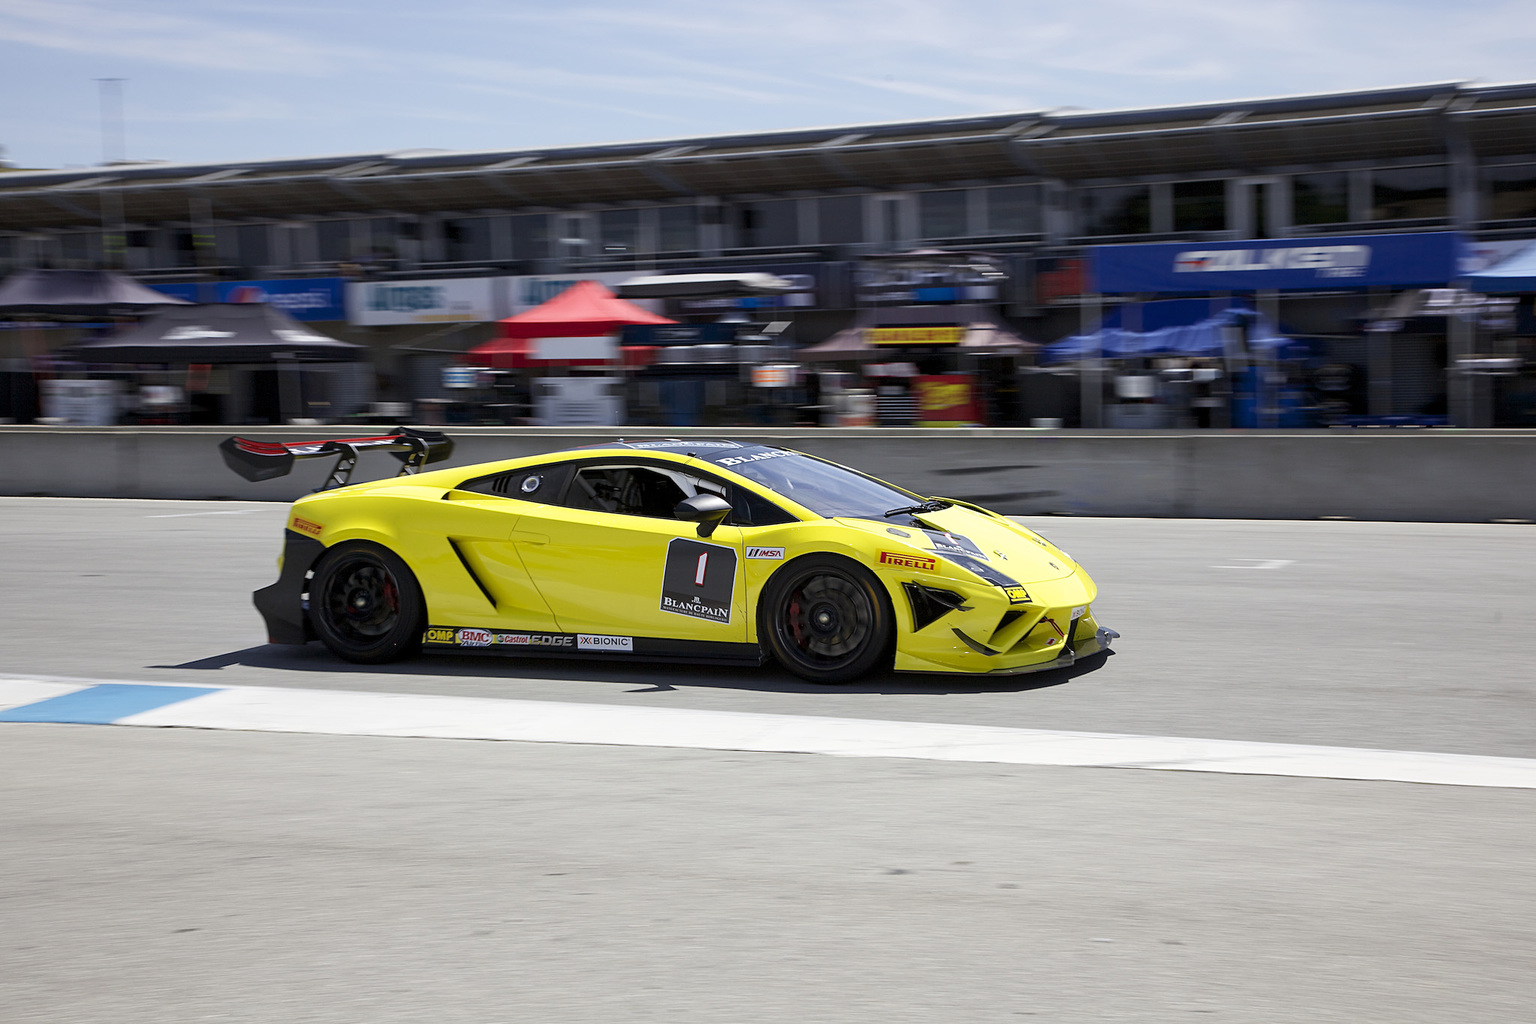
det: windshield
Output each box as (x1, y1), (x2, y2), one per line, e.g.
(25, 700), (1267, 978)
(715, 451), (921, 519)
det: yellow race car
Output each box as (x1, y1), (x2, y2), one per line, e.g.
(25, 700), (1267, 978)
(222, 431), (1117, 684)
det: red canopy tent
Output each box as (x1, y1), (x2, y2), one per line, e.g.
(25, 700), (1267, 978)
(466, 279), (677, 369)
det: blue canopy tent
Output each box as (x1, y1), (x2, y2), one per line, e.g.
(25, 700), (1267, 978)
(1464, 242), (1536, 293)
(1040, 300), (1292, 365)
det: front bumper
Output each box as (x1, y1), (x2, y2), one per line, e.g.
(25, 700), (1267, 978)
(977, 626), (1119, 676)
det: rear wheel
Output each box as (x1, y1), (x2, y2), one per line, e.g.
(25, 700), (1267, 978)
(308, 542), (424, 664)
(761, 555), (892, 684)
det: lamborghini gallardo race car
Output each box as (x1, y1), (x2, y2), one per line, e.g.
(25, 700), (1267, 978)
(222, 430), (1117, 684)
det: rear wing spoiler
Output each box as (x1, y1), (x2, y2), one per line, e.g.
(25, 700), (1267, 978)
(219, 427), (454, 491)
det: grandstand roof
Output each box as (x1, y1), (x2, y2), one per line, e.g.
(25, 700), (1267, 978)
(2, 80), (1534, 231)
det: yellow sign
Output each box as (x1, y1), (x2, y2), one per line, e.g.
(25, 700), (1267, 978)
(865, 326), (966, 346)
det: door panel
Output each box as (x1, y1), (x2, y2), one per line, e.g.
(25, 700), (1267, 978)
(513, 504), (746, 641)
(432, 491), (559, 632)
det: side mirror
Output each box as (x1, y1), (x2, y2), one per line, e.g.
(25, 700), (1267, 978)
(674, 493), (733, 538)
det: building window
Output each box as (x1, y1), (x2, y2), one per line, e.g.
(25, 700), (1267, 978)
(444, 217), (493, 263)
(1293, 172), (1350, 225)
(1172, 180), (1225, 232)
(598, 209), (641, 255)
(817, 195), (864, 244)
(918, 190), (968, 239)
(736, 200), (798, 248)
(1482, 163), (1536, 221)
(1080, 185), (1151, 236)
(657, 205), (697, 251)
(555, 213), (590, 257)
(509, 214), (548, 261)
(316, 220), (353, 263)
(985, 184), (1040, 235)
(1371, 166), (1448, 221)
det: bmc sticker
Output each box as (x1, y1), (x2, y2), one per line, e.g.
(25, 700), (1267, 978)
(746, 546), (784, 560)
(1004, 586), (1031, 604)
(661, 537), (738, 624)
(292, 517), (323, 537)
(879, 550), (938, 572)
(457, 628), (492, 647)
(577, 634), (633, 652)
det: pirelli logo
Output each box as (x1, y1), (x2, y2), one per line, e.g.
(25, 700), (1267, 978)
(292, 517), (323, 537)
(879, 550), (937, 572)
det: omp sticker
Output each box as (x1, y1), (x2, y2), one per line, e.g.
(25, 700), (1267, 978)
(423, 627), (456, 644)
(577, 634), (633, 652)
(292, 517), (323, 537)
(662, 538), (739, 624)
(457, 628), (492, 647)
(1004, 586), (1031, 604)
(746, 546), (784, 560)
(879, 551), (938, 572)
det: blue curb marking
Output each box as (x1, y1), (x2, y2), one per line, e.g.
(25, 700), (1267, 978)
(0, 684), (221, 724)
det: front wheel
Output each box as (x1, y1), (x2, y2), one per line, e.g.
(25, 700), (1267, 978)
(308, 542), (424, 664)
(760, 555), (892, 684)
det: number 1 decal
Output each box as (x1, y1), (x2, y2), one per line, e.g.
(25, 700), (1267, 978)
(661, 538), (739, 625)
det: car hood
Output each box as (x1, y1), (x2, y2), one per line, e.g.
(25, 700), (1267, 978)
(836, 506), (1078, 584)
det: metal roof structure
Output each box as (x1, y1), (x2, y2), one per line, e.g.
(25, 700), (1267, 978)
(1, 81), (1534, 232)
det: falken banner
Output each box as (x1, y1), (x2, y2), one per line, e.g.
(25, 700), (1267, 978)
(1091, 232), (1464, 293)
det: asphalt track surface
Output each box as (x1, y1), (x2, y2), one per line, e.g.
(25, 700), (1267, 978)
(3, 497), (1534, 1022)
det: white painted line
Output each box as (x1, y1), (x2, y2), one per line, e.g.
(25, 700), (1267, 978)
(3, 676), (1534, 789)
(1212, 559), (1296, 569)
(0, 680), (88, 713)
(145, 510), (260, 518)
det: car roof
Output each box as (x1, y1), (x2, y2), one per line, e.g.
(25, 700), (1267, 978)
(559, 439), (789, 466)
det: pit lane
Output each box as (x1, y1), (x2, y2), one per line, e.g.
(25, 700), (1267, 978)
(4, 496), (1534, 757)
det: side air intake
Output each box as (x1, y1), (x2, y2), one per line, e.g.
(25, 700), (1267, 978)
(902, 583), (967, 632)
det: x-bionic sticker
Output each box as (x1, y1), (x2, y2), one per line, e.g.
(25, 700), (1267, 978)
(661, 537), (738, 624)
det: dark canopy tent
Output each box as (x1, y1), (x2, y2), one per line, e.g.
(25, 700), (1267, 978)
(69, 303), (361, 363)
(0, 268), (192, 315)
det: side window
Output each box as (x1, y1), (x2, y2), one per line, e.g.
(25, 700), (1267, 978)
(566, 465), (690, 518)
(689, 472), (798, 527)
(457, 463), (572, 503)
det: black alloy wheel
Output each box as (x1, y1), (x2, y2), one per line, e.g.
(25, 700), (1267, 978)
(761, 555), (892, 684)
(308, 542), (425, 664)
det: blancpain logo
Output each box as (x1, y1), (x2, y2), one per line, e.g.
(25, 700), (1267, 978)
(1174, 245), (1370, 278)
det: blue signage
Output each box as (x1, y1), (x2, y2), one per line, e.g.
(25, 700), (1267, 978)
(1093, 232), (1464, 293)
(217, 278), (346, 321)
(146, 278), (346, 319)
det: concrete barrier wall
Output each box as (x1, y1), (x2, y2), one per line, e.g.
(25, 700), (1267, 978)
(2, 425), (1534, 522)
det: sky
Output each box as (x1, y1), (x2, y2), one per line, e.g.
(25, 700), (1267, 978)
(2, 0), (1535, 171)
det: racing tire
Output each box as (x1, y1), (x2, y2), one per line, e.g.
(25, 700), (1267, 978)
(761, 555), (893, 684)
(308, 542), (425, 664)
